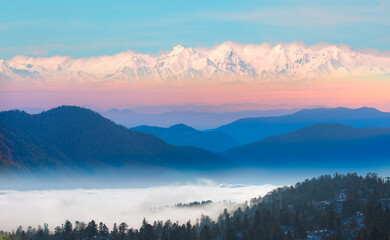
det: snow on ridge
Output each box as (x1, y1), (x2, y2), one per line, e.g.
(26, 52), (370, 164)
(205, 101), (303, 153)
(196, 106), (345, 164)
(1, 41), (390, 82)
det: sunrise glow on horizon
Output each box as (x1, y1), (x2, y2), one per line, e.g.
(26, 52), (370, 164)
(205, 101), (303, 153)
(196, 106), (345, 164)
(1, 42), (390, 111)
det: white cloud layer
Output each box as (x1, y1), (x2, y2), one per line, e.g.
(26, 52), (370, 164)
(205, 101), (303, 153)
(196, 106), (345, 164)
(0, 183), (278, 232)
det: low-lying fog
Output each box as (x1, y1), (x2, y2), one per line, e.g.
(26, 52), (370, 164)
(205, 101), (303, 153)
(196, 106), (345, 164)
(0, 180), (278, 232)
(2, 167), (386, 232)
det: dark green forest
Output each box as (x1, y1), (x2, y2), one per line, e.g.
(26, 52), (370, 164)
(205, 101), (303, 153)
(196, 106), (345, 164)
(1, 173), (389, 240)
(0, 106), (228, 172)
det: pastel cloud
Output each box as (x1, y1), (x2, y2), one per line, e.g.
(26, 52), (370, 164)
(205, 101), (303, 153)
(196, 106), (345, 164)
(205, 4), (390, 28)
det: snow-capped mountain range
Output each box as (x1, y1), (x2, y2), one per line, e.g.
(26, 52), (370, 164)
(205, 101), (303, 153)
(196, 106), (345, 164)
(1, 42), (390, 82)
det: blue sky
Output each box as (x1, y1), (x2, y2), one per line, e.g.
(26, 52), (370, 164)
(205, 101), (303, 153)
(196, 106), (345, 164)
(1, 0), (389, 59)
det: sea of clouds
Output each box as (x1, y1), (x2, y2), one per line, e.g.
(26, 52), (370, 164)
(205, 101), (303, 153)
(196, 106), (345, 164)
(0, 181), (278, 232)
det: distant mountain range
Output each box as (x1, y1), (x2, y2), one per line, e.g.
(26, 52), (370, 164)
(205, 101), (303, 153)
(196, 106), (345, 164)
(221, 123), (390, 167)
(132, 124), (239, 152)
(216, 107), (390, 144)
(102, 108), (298, 129)
(2, 106), (390, 174)
(2, 42), (390, 82)
(0, 106), (229, 173)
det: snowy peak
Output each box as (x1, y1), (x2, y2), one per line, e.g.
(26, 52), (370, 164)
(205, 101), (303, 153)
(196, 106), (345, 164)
(156, 45), (202, 74)
(171, 45), (185, 54)
(1, 41), (390, 82)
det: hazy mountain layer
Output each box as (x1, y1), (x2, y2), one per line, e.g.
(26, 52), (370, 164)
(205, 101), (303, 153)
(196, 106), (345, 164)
(133, 124), (239, 152)
(216, 107), (390, 144)
(102, 108), (298, 129)
(222, 123), (390, 167)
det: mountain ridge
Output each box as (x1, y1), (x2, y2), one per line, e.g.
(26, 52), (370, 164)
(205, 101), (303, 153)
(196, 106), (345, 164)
(221, 123), (390, 167)
(102, 108), (298, 129)
(0, 106), (230, 172)
(2, 42), (390, 82)
(216, 107), (390, 144)
(132, 124), (239, 152)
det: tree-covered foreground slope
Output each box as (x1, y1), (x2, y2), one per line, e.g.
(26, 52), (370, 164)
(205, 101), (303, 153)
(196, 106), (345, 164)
(1, 173), (389, 240)
(0, 106), (229, 173)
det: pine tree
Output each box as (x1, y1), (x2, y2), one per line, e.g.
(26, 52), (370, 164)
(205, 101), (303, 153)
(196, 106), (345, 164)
(119, 222), (128, 239)
(87, 220), (98, 238)
(200, 226), (212, 240)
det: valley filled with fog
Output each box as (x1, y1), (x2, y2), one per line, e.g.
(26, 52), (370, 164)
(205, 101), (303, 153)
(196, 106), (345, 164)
(0, 182), (277, 232)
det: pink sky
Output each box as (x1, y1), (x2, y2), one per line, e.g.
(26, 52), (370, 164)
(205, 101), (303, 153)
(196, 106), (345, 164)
(2, 76), (390, 112)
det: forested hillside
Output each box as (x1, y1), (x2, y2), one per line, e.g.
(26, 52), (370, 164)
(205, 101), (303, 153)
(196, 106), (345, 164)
(217, 107), (390, 144)
(0, 106), (229, 172)
(222, 123), (390, 167)
(1, 173), (389, 240)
